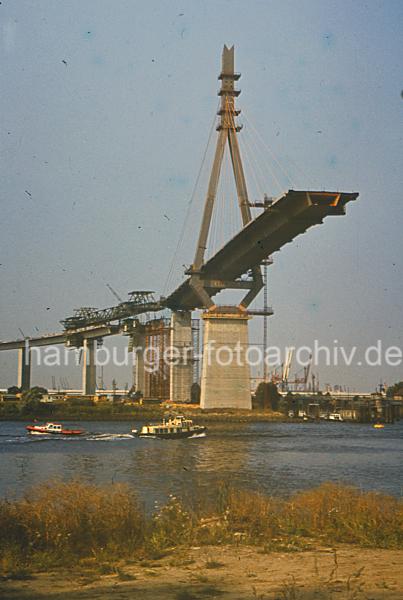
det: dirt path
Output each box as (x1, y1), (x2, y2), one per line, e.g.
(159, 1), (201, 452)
(1, 545), (402, 599)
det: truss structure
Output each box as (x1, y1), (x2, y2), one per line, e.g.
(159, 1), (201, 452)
(61, 291), (161, 330)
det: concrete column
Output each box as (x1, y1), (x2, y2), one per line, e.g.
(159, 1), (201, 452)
(82, 339), (96, 396)
(169, 311), (193, 403)
(17, 346), (31, 391)
(200, 308), (252, 410)
(132, 332), (145, 394)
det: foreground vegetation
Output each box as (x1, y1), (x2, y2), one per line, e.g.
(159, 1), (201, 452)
(1, 480), (402, 578)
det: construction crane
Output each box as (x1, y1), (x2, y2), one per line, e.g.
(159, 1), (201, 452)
(106, 283), (123, 303)
(271, 351), (314, 393)
(282, 348), (294, 389)
(268, 349), (294, 390)
(286, 354), (313, 392)
(304, 357), (312, 391)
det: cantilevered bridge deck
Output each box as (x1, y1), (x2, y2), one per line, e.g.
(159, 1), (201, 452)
(166, 189), (358, 310)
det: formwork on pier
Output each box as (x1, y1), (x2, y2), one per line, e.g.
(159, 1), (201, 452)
(143, 318), (171, 401)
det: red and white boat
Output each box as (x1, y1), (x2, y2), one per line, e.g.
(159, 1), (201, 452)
(26, 422), (85, 436)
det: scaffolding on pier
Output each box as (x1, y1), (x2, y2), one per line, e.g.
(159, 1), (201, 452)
(143, 318), (171, 401)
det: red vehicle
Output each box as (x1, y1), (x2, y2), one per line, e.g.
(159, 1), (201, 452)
(26, 422), (85, 436)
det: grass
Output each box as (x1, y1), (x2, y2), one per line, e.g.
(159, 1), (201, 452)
(0, 480), (402, 578)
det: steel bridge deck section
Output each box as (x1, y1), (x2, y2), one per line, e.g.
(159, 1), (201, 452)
(166, 190), (358, 310)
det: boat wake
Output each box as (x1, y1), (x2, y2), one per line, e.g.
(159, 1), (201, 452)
(5, 435), (76, 443)
(136, 432), (206, 440)
(85, 433), (135, 441)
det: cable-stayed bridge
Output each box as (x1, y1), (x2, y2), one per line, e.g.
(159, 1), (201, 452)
(0, 46), (358, 407)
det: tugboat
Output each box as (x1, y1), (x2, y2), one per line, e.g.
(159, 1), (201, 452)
(26, 422), (85, 436)
(132, 415), (206, 439)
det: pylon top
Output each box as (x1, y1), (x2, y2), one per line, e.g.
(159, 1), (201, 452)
(217, 45), (241, 131)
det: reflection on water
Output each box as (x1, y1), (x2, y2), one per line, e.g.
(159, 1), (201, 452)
(0, 420), (402, 507)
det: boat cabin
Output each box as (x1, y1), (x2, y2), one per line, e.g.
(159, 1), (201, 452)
(45, 423), (63, 431)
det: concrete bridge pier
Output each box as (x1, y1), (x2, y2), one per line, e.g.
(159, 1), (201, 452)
(82, 339), (96, 396)
(17, 346), (31, 391)
(132, 332), (146, 395)
(169, 311), (193, 403)
(200, 308), (252, 409)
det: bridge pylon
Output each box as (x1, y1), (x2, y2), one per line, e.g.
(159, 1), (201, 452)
(192, 46), (257, 409)
(189, 45), (263, 310)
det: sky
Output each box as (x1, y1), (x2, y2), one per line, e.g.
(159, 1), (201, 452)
(0, 0), (402, 392)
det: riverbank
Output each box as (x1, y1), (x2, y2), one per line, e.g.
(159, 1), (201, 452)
(0, 402), (288, 423)
(1, 544), (402, 599)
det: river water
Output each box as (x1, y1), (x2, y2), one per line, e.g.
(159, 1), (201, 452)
(0, 420), (402, 507)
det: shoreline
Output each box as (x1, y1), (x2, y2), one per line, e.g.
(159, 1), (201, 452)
(0, 408), (291, 424)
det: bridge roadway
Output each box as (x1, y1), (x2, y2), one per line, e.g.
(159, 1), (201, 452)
(166, 189), (358, 310)
(0, 325), (122, 352)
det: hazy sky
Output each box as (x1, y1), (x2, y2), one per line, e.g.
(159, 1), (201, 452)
(1, 0), (402, 392)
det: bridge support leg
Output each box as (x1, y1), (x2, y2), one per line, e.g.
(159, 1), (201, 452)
(82, 339), (96, 396)
(170, 311), (193, 403)
(200, 309), (252, 410)
(133, 333), (145, 395)
(17, 346), (31, 391)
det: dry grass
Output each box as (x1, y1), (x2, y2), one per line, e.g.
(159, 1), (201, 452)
(0, 480), (145, 572)
(219, 482), (403, 549)
(284, 482), (403, 548)
(0, 480), (401, 578)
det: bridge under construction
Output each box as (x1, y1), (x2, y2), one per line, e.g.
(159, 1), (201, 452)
(0, 46), (358, 408)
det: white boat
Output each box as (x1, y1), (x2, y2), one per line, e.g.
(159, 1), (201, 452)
(132, 415), (206, 439)
(328, 413), (344, 422)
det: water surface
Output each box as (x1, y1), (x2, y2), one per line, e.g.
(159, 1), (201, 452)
(0, 420), (402, 507)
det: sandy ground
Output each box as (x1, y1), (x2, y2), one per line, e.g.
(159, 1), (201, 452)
(1, 545), (402, 599)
